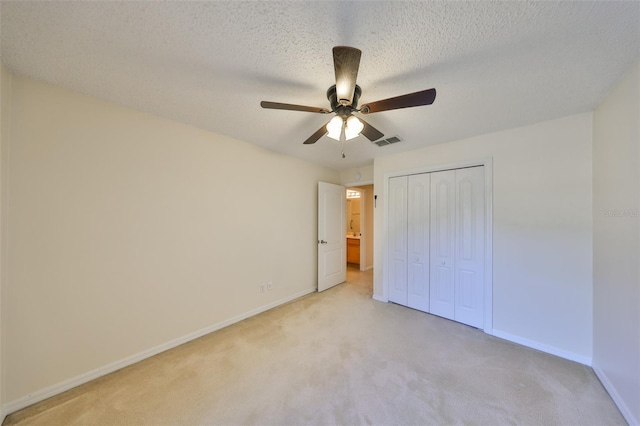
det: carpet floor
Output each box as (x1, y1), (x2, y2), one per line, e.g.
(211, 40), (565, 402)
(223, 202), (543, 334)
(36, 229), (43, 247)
(4, 267), (625, 425)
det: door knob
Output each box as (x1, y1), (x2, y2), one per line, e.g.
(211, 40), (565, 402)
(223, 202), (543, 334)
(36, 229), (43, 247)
(440, 261), (446, 265)
(319, 240), (328, 244)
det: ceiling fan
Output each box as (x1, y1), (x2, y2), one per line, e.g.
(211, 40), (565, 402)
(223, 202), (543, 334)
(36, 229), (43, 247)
(260, 46), (437, 145)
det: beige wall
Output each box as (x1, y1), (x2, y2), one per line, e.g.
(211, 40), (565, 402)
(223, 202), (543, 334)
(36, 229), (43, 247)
(374, 113), (594, 362)
(592, 59), (639, 425)
(340, 165), (373, 186)
(0, 60), (12, 420)
(3, 75), (339, 406)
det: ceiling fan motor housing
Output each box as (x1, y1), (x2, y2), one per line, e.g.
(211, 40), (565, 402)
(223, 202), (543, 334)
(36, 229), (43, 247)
(327, 84), (361, 116)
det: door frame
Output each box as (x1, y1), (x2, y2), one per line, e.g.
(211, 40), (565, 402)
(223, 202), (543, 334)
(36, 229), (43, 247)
(345, 186), (367, 270)
(382, 158), (494, 334)
(343, 180), (374, 272)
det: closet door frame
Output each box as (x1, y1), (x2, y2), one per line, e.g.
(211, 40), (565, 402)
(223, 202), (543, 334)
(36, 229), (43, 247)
(382, 158), (494, 334)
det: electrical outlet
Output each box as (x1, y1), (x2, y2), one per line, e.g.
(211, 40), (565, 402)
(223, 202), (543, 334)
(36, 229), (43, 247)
(267, 282), (273, 291)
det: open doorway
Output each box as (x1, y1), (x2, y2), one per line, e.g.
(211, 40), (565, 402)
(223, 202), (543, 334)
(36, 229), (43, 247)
(345, 184), (373, 271)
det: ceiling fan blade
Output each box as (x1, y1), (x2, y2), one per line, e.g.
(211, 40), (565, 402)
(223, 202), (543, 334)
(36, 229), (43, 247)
(358, 117), (384, 141)
(261, 101), (330, 114)
(333, 46), (361, 106)
(303, 123), (329, 145)
(360, 88), (436, 114)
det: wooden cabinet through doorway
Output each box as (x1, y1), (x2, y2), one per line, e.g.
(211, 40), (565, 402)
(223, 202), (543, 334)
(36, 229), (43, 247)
(347, 238), (360, 264)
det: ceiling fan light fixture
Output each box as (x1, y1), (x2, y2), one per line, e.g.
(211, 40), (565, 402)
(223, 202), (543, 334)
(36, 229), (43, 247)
(344, 128), (358, 140)
(345, 116), (364, 140)
(326, 116), (343, 140)
(260, 46), (435, 147)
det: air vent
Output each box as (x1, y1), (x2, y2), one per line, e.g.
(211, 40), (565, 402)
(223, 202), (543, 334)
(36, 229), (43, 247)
(373, 136), (402, 147)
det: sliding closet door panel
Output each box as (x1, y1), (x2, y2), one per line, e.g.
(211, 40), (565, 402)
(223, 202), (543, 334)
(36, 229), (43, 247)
(454, 166), (485, 328)
(407, 173), (430, 312)
(388, 176), (408, 305)
(430, 170), (456, 320)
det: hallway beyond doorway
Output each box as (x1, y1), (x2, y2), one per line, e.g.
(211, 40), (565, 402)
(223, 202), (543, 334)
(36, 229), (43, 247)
(346, 263), (373, 298)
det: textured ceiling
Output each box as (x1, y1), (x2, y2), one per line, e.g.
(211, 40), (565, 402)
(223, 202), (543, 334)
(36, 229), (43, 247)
(1, 1), (639, 170)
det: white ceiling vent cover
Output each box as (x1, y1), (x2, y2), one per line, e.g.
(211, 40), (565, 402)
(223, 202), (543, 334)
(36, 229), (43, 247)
(374, 136), (402, 147)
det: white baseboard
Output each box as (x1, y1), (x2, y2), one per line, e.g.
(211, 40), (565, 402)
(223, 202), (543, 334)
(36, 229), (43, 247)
(490, 329), (592, 365)
(593, 364), (639, 425)
(2, 287), (316, 416)
(372, 294), (387, 303)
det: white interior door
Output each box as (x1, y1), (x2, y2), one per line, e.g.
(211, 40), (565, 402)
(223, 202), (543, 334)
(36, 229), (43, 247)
(407, 173), (430, 312)
(318, 182), (346, 292)
(430, 170), (456, 320)
(454, 166), (485, 328)
(388, 176), (408, 305)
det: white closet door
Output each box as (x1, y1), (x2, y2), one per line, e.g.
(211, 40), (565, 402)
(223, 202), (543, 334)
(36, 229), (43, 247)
(407, 173), (430, 312)
(429, 170), (456, 320)
(388, 176), (408, 305)
(454, 166), (485, 328)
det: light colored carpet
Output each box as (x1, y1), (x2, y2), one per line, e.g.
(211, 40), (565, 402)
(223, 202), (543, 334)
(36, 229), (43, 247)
(5, 267), (625, 425)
